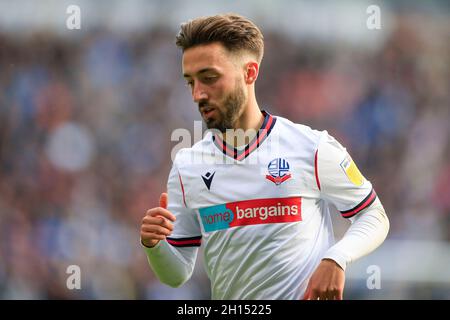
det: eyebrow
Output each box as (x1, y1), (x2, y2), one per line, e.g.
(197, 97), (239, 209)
(183, 67), (218, 78)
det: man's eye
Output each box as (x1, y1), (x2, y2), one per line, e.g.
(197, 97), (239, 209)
(203, 76), (217, 83)
(186, 81), (194, 87)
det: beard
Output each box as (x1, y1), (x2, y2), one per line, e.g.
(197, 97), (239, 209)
(201, 80), (246, 133)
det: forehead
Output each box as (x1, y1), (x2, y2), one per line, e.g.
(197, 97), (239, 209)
(182, 42), (234, 75)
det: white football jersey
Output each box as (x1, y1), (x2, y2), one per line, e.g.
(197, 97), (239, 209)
(165, 111), (377, 299)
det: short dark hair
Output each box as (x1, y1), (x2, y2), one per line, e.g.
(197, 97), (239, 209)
(175, 13), (264, 63)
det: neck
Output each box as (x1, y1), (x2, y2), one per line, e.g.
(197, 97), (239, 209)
(223, 94), (263, 148)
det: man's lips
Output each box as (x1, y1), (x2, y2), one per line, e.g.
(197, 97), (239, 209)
(200, 107), (216, 119)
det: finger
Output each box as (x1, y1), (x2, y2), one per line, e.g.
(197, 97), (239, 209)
(326, 289), (339, 300)
(142, 216), (174, 232)
(310, 288), (321, 301)
(140, 231), (166, 241)
(321, 289), (334, 300)
(141, 224), (172, 236)
(146, 207), (176, 222)
(317, 290), (328, 300)
(159, 193), (168, 209)
(311, 288), (341, 300)
(302, 282), (312, 300)
(326, 288), (342, 300)
(142, 216), (174, 231)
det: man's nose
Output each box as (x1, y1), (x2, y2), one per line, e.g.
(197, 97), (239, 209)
(192, 82), (208, 103)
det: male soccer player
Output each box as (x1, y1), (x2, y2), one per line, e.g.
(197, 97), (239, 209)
(140, 14), (389, 300)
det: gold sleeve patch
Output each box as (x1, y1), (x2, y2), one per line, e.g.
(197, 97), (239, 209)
(340, 154), (365, 186)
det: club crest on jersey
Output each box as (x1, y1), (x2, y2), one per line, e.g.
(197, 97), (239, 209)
(265, 158), (292, 185)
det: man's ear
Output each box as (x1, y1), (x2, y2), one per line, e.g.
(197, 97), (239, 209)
(244, 61), (259, 85)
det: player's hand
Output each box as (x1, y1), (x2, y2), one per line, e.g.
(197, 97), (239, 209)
(303, 259), (345, 300)
(141, 193), (176, 248)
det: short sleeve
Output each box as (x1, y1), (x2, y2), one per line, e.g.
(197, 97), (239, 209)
(315, 133), (377, 219)
(166, 156), (202, 247)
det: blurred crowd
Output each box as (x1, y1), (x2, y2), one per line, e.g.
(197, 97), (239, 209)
(0, 12), (449, 299)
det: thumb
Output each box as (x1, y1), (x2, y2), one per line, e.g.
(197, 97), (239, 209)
(159, 192), (168, 209)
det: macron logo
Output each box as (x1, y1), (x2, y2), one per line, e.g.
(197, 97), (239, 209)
(199, 197), (302, 232)
(201, 171), (215, 190)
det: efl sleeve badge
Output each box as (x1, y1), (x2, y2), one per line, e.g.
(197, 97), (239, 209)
(340, 154), (365, 186)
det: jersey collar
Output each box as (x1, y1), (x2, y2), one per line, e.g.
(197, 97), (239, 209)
(212, 110), (277, 161)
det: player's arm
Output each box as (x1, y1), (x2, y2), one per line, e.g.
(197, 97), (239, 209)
(322, 197), (389, 272)
(304, 199), (389, 299)
(141, 158), (201, 288)
(304, 133), (389, 300)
